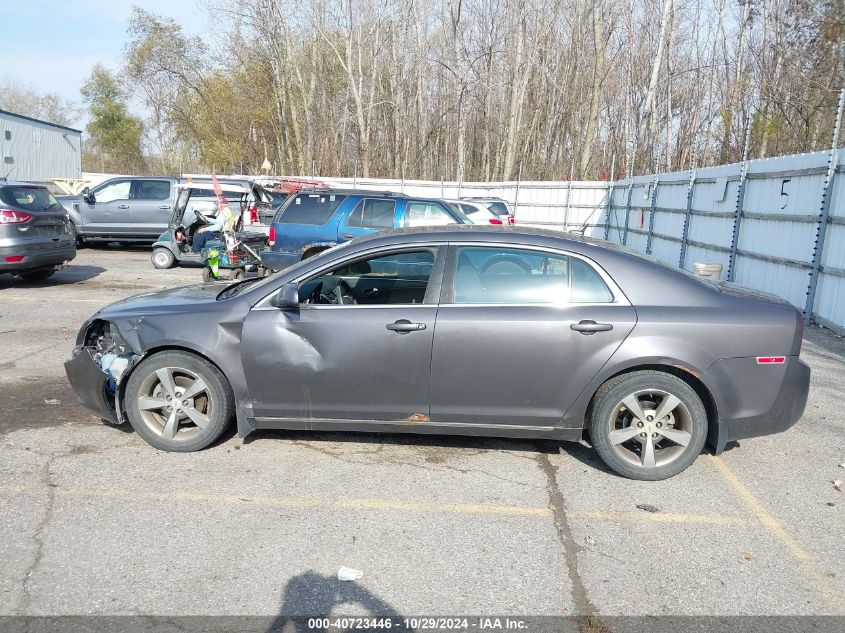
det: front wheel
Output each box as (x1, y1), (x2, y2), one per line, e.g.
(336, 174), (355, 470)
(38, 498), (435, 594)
(151, 247), (176, 269)
(124, 351), (234, 452)
(588, 371), (708, 480)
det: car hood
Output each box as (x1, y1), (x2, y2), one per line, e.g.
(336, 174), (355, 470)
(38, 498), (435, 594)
(97, 283), (228, 317)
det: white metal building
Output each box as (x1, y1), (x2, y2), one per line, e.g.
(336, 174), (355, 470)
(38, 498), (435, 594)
(0, 108), (82, 184)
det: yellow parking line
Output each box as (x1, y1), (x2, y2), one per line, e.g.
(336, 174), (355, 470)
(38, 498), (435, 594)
(709, 456), (845, 614)
(0, 484), (748, 525)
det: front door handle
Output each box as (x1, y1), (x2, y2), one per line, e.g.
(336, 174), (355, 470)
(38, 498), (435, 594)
(570, 320), (613, 335)
(159, 205), (171, 209)
(386, 319), (426, 333)
(342, 233), (355, 240)
(117, 204), (130, 209)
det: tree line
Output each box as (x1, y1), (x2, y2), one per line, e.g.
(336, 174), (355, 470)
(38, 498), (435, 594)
(5, 0), (844, 181)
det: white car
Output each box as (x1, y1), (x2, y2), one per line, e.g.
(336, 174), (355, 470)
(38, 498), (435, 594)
(445, 200), (507, 226)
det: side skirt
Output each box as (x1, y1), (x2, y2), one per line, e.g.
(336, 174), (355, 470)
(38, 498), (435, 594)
(247, 416), (583, 442)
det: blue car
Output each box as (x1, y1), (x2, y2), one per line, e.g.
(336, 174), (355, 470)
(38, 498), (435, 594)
(261, 189), (471, 271)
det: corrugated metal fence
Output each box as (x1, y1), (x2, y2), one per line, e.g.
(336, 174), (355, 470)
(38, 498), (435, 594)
(326, 144), (844, 333)
(601, 148), (844, 333)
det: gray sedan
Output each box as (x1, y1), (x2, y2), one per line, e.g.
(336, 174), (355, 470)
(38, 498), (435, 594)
(64, 226), (810, 480)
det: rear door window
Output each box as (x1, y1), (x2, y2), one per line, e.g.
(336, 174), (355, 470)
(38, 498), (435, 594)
(347, 199), (396, 229)
(279, 193), (347, 225)
(0, 186), (59, 211)
(135, 180), (171, 201)
(451, 246), (613, 304)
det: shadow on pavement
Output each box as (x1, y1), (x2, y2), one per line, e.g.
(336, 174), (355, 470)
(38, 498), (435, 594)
(0, 265), (106, 288)
(267, 570), (404, 632)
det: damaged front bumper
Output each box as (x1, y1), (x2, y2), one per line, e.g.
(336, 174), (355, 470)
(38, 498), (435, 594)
(64, 320), (140, 424)
(65, 347), (121, 422)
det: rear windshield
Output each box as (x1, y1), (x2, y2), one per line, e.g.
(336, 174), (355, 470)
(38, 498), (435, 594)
(0, 186), (59, 212)
(277, 193), (347, 225)
(485, 201), (510, 216)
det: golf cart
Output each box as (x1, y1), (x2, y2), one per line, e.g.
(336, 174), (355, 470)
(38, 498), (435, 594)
(150, 183), (269, 280)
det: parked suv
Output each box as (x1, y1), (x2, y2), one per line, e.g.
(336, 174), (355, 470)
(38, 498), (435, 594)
(261, 190), (472, 271)
(0, 181), (76, 281)
(58, 176), (180, 244)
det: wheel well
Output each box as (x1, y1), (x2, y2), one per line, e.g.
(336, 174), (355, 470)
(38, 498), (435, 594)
(117, 345), (232, 419)
(301, 246), (329, 260)
(586, 364), (718, 432)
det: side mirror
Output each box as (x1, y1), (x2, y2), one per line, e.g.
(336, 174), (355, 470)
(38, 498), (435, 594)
(82, 187), (94, 203)
(274, 282), (300, 309)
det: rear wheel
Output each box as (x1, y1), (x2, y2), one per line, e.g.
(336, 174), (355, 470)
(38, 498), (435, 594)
(201, 266), (214, 283)
(588, 371), (707, 480)
(151, 247), (176, 269)
(124, 351), (234, 452)
(232, 268), (245, 280)
(16, 268), (56, 282)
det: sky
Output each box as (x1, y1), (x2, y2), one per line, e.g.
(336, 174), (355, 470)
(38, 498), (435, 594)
(1, 0), (207, 129)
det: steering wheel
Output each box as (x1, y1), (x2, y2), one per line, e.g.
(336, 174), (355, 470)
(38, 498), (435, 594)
(194, 209), (209, 224)
(304, 281), (324, 305)
(333, 279), (357, 305)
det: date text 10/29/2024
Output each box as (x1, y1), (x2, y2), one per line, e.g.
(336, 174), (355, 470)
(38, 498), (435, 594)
(307, 618), (529, 630)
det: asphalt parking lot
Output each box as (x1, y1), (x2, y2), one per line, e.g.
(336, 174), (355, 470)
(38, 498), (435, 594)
(0, 247), (843, 618)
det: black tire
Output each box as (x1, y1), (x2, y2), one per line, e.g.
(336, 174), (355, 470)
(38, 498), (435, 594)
(124, 351), (234, 452)
(68, 223), (85, 247)
(588, 370), (708, 480)
(232, 268), (245, 280)
(151, 247), (176, 269)
(17, 268), (56, 282)
(202, 266), (214, 283)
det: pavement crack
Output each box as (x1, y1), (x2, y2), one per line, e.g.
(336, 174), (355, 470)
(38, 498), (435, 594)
(15, 454), (58, 615)
(535, 453), (603, 626)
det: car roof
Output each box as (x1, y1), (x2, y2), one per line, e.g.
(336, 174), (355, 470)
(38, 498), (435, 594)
(292, 188), (455, 201)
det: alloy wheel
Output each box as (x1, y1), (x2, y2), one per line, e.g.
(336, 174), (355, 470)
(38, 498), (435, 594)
(607, 388), (694, 469)
(135, 367), (213, 442)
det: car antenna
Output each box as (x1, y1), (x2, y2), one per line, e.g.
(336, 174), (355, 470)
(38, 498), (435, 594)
(0, 165), (14, 181)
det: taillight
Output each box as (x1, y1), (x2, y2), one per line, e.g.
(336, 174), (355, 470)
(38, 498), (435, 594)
(0, 209), (32, 224)
(508, 215), (515, 225)
(268, 225), (276, 246)
(757, 356), (786, 364)
(488, 218), (503, 225)
(249, 206), (258, 223)
(5, 255), (25, 263)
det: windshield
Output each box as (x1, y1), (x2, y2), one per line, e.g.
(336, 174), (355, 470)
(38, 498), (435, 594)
(216, 241), (353, 300)
(485, 201), (511, 216)
(609, 241), (719, 289)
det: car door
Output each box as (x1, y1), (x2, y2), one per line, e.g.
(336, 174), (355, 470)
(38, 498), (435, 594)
(429, 244), (637, 428)
(240, 245), (444, 421)
(337, 197), (398, 242)
(131, 179), (173, 238)
(79, 179), (132, 236)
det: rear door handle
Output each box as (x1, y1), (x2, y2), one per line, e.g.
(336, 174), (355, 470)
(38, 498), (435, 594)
(159, 205), (171, 209)
(386, 319), (426, 333)
(342, 233), (355, 240)
(570, 320), (613, 334)
(117, 204), (130, 209)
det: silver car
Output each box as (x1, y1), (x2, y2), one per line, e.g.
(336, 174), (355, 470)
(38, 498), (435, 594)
(0, 181), (76, 281)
